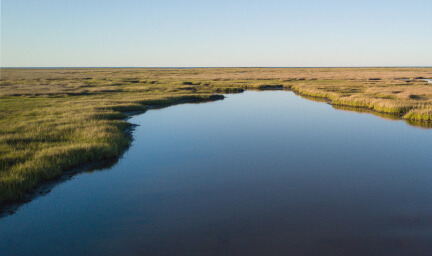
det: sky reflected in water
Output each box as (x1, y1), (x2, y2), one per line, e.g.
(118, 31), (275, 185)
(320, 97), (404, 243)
(1, 91), (432, 256)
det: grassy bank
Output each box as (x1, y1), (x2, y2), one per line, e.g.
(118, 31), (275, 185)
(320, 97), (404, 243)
(1, 67), (432, 206)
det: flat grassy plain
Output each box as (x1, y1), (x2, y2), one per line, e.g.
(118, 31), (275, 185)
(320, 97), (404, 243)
(1, 67), (432, 207)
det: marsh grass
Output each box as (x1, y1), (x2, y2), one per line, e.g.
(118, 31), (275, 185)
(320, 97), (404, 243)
(1, 67), (432, 206)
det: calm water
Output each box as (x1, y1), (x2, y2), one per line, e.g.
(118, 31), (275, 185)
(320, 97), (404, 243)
(1, 91), (432, 256)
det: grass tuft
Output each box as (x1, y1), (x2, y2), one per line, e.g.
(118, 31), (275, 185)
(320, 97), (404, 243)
(1, 67), (431, 206)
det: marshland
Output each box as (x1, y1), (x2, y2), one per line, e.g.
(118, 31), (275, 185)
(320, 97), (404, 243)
(1, 68), (432, 255)
(1, 68), (432, 206)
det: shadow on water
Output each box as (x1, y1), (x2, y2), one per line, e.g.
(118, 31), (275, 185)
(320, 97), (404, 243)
(0, 141), (129, 218)
(0, 96), (225, 219)
(1, 90), (431, 219)
(292, 90), (432, 129)
(332, 105), (432, 129)
(1, 90), (431, 256)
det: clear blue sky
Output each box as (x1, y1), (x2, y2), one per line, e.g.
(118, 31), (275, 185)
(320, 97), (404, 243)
(2, 0), (431, 67)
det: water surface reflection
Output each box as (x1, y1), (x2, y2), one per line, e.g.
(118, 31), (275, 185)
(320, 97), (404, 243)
(1, 91), (431, 256)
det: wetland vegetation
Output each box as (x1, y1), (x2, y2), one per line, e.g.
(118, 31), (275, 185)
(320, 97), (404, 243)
(1, 67), (432, 207)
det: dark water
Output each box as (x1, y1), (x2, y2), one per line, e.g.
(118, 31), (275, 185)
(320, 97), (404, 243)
(1, 91), (432, 256)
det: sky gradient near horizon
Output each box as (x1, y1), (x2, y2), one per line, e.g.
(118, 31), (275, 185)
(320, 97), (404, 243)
(2, 0), (432, 67)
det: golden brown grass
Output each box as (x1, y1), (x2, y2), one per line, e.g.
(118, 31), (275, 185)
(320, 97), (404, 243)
(1, 67), (431, 206)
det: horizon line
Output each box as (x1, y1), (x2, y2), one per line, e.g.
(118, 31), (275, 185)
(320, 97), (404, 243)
(2, 66), (432, 69)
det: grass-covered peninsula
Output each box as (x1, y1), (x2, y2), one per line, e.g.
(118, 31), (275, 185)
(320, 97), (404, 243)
(1, 67), (432, 206)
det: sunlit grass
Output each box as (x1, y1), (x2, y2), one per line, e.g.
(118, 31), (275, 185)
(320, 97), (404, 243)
(1, 67), (431, 206)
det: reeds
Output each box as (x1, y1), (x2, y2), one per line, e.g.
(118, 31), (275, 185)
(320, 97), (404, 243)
(1, 67), (431, 206)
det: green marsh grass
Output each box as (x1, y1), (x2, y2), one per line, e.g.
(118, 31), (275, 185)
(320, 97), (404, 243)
(1, 67), (431, 206)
